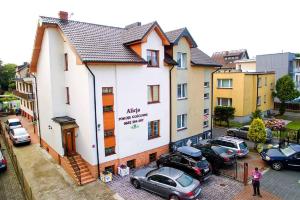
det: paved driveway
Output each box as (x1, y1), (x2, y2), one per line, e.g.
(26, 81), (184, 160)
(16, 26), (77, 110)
(261, 169), (300, 200)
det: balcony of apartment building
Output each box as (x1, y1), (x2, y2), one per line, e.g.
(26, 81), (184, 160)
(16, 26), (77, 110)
(13, 80), (35, 101)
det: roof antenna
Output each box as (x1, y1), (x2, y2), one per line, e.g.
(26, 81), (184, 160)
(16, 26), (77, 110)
(69, 12), (74, 19)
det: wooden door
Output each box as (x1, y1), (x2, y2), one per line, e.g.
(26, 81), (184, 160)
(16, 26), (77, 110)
(65, 129), (76, 156)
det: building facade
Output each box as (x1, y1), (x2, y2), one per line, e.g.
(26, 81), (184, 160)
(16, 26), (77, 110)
(234, 59), (256, 72)
(212, 49), (249, 69)
(213, 70), (275, 123)
(165, 28), (221, 149)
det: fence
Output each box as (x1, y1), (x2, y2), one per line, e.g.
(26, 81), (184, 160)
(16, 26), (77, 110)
(219, 160), (249, 185)
(274, 102), (300, 111)
(272, 129), (300, 144)
(0, 123), (35, 200)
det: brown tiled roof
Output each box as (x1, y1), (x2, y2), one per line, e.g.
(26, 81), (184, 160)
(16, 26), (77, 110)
(165, 28), (197, 48)
(122, 21), (156, 44)
(211, 49), (249, 68)
(191, 48), (222, 67)
(165, 28), (185, 43)
(40, 16), (149, 63)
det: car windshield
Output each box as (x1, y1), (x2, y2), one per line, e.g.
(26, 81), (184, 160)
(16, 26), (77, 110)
(176, 173), (193, 187)
(239, 142), (248, 149)
(9, 122), (21, 126)
(280, 146), (296, 157)
(212, 146), (226, 154)
(196, 157), (209, 168)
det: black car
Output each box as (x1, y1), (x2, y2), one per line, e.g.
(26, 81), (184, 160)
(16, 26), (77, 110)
(193, 144), (235, 167)
(157, 147), (211, 182)
(261, 143), (300, 171)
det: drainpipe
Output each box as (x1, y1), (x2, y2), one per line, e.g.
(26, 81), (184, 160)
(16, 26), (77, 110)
(256, 74), (259, 110)
(210, 66), (222, 139)
(84, 63), (100, 179)
(169, 65), (175, 152)
(31, 73), (42, 147)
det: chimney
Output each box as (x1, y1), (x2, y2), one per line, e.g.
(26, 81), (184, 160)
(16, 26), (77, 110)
(125, 22), (141, 29)
(58, 11), (68, 20)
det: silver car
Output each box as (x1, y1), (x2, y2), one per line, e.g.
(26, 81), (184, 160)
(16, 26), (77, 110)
(130, 167), (201, 200)
(9, 127), (31, 145)
(5, 118), (22, 131)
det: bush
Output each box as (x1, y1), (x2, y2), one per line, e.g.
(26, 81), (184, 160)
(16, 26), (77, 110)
(248, 118), (267, 147)
(214, 106), (235, 127)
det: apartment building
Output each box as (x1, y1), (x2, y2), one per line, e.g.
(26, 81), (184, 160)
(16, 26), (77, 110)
(212, 49), (249, 69)
(235, 59), (256, 72)
(14, 62), (35, 120)
(165, 28), (221, 149)
(213, 70), (275, 123)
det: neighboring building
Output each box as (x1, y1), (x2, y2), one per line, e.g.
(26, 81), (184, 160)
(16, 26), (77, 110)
(165, 28), (221, 149)
(30, 12), (174, 184)
(213, 70), (275, 123)
(256, 52), (300, 90)
(14, 62), (35, 120)
(212, 49), (249, 69)
(235, 59), (256, 72)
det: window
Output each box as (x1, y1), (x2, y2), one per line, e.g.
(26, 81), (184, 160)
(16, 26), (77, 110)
(270, 82), (274, 90)
(217, 98), (232, 106)
(105, 146), (115, 156)
(148, 120), (160, 139)
(66, 87), (70, 104)
(102, 87), (113, 94)
(147, 50), (159, 67)
(204, 108), (209, 115)
(177, 114), (187, 130)
(217, 79), (232, 88)
(203, 121), (209, 128)
(264, 95), (267, 103)
(104, 130), (114, 137)
(204, 93), (209, 99)
(147, 85), (159, 103)
(257, 96), (261, 106)
(258, 77), (262, 87)
(204, 82), (209, 88)
(177, 83), (187, 99)
(264, 77), (267, 86)
(148, 175), (176, 187)
(104, 165), (115, 174)
(103, 106), (113, 112)
(64, 53), (68, 71)
(149, 153), (157, 162)
(177, 52), (187, 69)
(127, 159), (136, 169)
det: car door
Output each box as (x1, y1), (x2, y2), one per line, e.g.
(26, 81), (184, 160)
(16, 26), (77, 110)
(169, 154), (185, 170)
(147, 175), (174, 198)
(287, 153), (300, 168)
(238, 127), (248, 139)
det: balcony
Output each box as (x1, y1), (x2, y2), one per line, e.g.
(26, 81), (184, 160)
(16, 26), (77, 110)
(13, 90), (35, 101)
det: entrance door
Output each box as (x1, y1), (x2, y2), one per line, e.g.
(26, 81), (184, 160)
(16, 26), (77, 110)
(64, 128), (76, 156)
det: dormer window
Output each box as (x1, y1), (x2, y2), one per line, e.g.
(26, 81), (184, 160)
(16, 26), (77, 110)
(177, 52), (187, 69)
(147, 50), (159, 67)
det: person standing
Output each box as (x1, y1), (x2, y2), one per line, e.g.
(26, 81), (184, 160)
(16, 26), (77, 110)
(252, 167), (262, 197)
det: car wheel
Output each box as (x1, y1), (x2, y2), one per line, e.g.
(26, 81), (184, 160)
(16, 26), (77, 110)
(169, 195), (180, 200)
(272, 162), (283, 171)
(132, 179), (140, 189)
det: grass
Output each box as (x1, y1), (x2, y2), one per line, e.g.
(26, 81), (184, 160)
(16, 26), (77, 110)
(286, 121), (300, 131)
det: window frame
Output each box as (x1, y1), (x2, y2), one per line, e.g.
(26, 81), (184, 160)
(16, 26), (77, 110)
(177, 114), (187, 131)
(64, 53), (68, 71)
(204, 93), (209, 99)
(203, 120), (209, 128)
(217, 79), (233, 88)
(217, 98), (232, 107)
(149, 152), (157, 162)
(257, 96), (261, 106)
(258, 77), (262, 88)
(148, 120), (160, 139)
(102, 87), (113, 95)
(177, 52), (187, 69)
(104, 129), (114, 137)
(204, 82), (209, 88)
(147, 50), (159, 67)
(148, 85), (160, 104)
(204, 108), (209, 115)
(177, 83), (187, 99)
(103, 105), (113, 112)
(105, 146), (116, 156)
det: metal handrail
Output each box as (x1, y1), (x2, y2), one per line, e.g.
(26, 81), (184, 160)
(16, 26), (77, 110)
(68, 156), (81, 185)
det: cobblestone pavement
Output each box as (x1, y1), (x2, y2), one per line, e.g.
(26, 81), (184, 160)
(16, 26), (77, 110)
(107, 170), (243, 200)
(260, 169), (300, 200)
(0, 137), (25, 200)
(233, 184), (281, 200)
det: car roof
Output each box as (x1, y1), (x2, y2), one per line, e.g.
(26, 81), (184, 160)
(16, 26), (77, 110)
(13, 128), (27, 134)
(154, 167), (184, 179)
(290, 144), (300, 152)
(217, 136), (245, 143)
(177, 146), (202, 157)
(8, 118), (20, 123)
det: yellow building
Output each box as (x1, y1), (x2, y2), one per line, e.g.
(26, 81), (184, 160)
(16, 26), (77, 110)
(213, 70), (275, 123)
(165, 28), (221, 149)
(234, 59), (256, 72)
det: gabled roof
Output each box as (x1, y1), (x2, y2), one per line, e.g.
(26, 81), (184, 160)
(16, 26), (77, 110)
(165, 28), (197, 48)
(16, 62), (29, 72)
(164, 53), (178, 66)
(211, 49), (249, 68)
(191, 48), (222, 67)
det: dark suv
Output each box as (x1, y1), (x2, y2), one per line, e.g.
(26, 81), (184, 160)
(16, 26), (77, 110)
(157, 147), (211, 182)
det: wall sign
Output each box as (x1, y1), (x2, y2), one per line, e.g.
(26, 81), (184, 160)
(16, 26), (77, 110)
(118, 108), (148, 127)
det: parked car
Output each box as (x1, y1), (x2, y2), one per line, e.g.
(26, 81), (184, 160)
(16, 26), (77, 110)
(226, 125), (273, 143)
(208, 136), (249, 158)
(193, 143), (236, 167)
(130, 167), (202, 200)
(9, 127), (31, 145)
(157, 146), (211, 182)
(0, 149), (7, 172)
(5, 118), (22, 132)
(260, 143), (300, 171)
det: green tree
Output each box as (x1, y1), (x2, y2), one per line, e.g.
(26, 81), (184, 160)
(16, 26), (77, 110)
(273, 75), (300, 115)
(214, 106), (235, 127)
(248, 118), (266, 148)
(0, 63), (17, 91)
(250, 109), (263, 122)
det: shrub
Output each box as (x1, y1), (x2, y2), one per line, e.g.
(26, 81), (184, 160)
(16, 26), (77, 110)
(248, 118), (267, 147)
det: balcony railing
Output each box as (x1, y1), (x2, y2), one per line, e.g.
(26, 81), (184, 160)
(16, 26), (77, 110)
(12, 90), (35, 101)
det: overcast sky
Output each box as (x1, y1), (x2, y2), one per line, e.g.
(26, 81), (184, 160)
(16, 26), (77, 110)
(0, 0), (299, 65)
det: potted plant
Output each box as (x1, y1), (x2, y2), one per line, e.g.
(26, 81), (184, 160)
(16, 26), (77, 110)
(118, 164), (130, 177)
(100, 170), (112, 183)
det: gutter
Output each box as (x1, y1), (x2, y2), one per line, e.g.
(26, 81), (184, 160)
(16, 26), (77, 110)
(210, 66), (222, 138)
(84, 63), (100, 179)
(256, 74), (259, 110)
(31, 73), (42, 147)
(169, 65), (175, 152)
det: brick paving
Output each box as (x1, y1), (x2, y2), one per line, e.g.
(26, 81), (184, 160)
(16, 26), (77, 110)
(233, 184), (281, 200)
(107, 169), (244, 200)
(0, 137), (25, 200)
